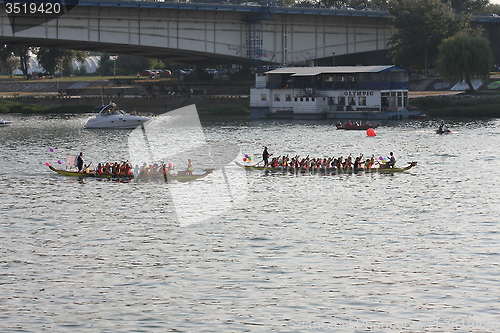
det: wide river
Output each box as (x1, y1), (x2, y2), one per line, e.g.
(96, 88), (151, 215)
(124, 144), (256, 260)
(1, 111), (499, 332)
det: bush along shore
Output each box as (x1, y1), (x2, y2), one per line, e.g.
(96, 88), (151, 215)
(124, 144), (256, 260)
(0, 96), (250, 117)
(0, 100), (87, 114)
(410, 95), (500, 118)
(1, 94), (499, 118)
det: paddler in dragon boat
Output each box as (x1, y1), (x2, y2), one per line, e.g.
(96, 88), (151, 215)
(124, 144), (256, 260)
(95, 161), (176, 178)
(96, 161), (134, 176)
(136, 162), (168, 177)
(254, 153), (387, 171)
(186, 159), (194, 175)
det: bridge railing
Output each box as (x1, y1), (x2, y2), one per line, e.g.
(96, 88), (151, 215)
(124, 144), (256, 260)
(78, 0), (391, 17)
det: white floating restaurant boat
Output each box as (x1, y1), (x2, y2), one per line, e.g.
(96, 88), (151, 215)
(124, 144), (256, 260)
(250, 65), (426, 120)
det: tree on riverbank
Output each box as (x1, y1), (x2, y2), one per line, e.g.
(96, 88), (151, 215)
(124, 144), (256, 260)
(36, 48), (87, 77)
(387, 0), (469, 74)
(0, 57), (20, 78)
(436, 31), (494, 92)
(449, 0), (488, 13)
(0, 45), (31, 79)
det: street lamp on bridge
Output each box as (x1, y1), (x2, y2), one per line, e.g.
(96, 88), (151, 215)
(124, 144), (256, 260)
(110, 55), (118, 77)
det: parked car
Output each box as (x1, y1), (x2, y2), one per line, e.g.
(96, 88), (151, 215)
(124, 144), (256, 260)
(159, 69), (172, 77)
(141, 70), (154, 77)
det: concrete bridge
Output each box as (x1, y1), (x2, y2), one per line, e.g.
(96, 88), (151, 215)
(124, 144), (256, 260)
(0, 0), (499, 66)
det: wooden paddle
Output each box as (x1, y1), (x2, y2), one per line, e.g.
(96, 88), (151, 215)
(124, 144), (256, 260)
(252, 159), (264, 167)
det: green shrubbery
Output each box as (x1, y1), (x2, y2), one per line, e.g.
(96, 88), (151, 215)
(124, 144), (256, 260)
(411, 96), (500, 117)
(0, 100), (89, 114)
(0, 101), (52, 113)
(198, 105), (250, 116)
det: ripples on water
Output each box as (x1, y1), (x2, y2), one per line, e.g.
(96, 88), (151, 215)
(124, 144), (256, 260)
(0, 114), (499, 332)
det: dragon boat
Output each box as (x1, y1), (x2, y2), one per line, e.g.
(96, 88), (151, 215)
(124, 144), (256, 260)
(49, 165), (97, 178)
(48, 165), (213, 182)
(235, 161), (417, 173)
(164, 169), (214, 182)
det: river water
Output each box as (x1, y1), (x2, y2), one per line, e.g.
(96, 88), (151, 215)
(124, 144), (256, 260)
(0, 111), (499, 332)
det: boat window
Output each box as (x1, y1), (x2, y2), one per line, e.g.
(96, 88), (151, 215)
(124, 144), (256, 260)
(338, 96), (346, 105)
(285, 94), (292, 101)
(261, 94), (267, 101)
(402, 72), (409, 82)
(347, 75), (356, 89)
(381, 96), (389, 107)
(370, 73), (379, 82)
(358, 97), (366, 106)
(358, 73), (369, 82)
(335, 75), (345, 89)
(397, 91), (404, 107)
(274, 94), (280, 101)
(390, 72), (401, 82)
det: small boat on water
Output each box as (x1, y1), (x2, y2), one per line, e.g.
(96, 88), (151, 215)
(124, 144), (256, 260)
(435, 121), (451, 134)
(0, 120), (12, 127)
(48, 165), (213, 182)
(84, 103), (150, 129)
(336, 122), (379, 130)
(409, 113), (429, 119)
(235, 161), (417, 173)
(436, 128), (451, 134)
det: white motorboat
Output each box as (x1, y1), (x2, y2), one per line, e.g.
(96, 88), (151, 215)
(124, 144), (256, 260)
(0, 120), (12, 127)
(84, 103), (150, 129)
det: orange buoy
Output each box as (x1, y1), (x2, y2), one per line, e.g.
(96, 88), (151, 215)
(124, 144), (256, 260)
(366, 128), (377, 137)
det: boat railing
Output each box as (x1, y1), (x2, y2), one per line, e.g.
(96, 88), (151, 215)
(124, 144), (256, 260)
(329, 106), (381, 112)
